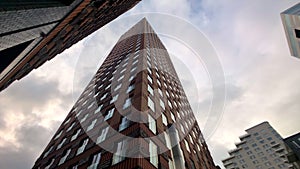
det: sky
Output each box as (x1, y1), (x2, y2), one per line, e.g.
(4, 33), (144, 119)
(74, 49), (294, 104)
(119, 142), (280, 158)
(0, 0), (300, 168)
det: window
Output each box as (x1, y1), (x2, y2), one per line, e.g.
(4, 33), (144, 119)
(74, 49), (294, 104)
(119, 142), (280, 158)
(76, 138), (89, 155)
(112, 140), (128, 165)
(80, 114), (89, 123)
(97, 127), (109, 143)
(100, 93), (107, 101)
(164, 133), (171, 149)
(59, 148), (71, 165)
(110, 94), (119, 104)
(295, 29), (300, 38)
(148, 85), (154, 95)
(57, 138), (67, 150)
(94, 105), (102, 114)
(171, 112), (175, 121)
(43, 146), (54, 158)
(148, 75), (153, 84)
(71, 129), (81, 141)
(148, 97), (155, 112)
(129, 75), (134, 82)
(126, 84), (135, 93)
(148, 115), (156, 134)
(119, 117), (131, 131)
(149, 140), (158, 167)
(104, 108), (114, 121)
(118, 75), (124, 81)
(184, 139), (191, 153)
(87, 102), (94, 110)
(114, 84), (121, 91)
(87, 119), (97, 131)
(87, 152), (101, 169)
(162, 113), (167, 126)
(123, 98), (131, 109)
(158, 88), (163, 96)
(45, 158), (55, 169)
(130, 67), (137, 73)
(160, 99), (165, 109)
(54, 130), (63, 140)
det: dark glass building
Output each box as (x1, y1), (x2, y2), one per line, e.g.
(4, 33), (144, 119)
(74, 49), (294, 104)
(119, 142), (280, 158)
(284, 132), (300, 168)
(32, 18), (217, 169)
(0, 0), (141, 91)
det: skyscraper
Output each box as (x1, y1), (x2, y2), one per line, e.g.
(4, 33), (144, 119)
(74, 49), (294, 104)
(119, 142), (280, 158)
(222, 122), (291, 169)
(0, 0), (141, 91)
(32, 18), (217, 169)
(281, 2), (300, 58)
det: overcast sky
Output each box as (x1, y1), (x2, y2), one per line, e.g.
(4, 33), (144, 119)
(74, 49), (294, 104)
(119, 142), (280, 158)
(1, 0), (300, 168)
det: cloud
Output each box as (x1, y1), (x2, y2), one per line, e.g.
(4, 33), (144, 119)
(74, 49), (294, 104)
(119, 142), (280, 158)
(0, 123), (54, 169)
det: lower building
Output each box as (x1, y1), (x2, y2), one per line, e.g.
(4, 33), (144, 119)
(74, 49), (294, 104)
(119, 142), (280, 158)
(222, 122), (291, 169)
(284, 132), (300, 169)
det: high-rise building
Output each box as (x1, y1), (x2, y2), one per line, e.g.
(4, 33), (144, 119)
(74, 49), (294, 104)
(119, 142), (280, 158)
(32, 18), (218, 169)
(0, 0), (141, 91)
(222, 122), (291, 169)
(284, 132), (300, 169)
(281, 2), (300, 58)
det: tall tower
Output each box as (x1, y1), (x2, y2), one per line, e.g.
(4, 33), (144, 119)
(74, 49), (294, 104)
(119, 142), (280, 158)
(33, 18), (217, 169)
(281, 2), (300, 58)
(222, 122), (290, 169)
(0, 0), (141, 91)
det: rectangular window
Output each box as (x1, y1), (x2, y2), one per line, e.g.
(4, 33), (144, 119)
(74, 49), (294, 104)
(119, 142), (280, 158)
(162, 113), (167, 126)
(171, 112), (175, 121)
(110, 94), (119, 104)
(87, 152), (101, 169)
(160, 99), (165, 109)
(104, 108), (114, 121)
(123, 98), (131, 109)
(149, 140), (158, 167)
(87, 119), (97, 131)
(119, 117), (130, 131)
(59, 149), (71, 165)
(158, 88), (163, 96)
(56, 138), (67, 150)
(45, 159), (55, 169)
(295, 29), (300, 38)
(112, 140), (128, 165)
(54, 130), (63, 140)
(148, 85), (154, 95)
(76, 138), (89, 155)
(148, 97), (155, 112)
(184, 139), (191, 153)
(71, 129), (81, 141)
(148, 75), (153, 84)
(148, 115), (156, 134)
(114, 84), (121, 91)
(127, 84), (135, 93)
(80, 114), (89, 123)
(94, 105), (102, 114)
(97, 127), (109, 143)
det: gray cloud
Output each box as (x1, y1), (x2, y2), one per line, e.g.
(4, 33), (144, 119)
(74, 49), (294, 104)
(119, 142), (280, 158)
(0, 123), (54, 169)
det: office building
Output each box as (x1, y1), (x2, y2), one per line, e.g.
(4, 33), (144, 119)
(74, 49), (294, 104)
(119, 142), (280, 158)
(281, 3), (300, 58)
(32, 18), (218, 169)
(222, 122), (291, 169)
(0, 0), (141, 91)
(284, 132), (300, 168)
